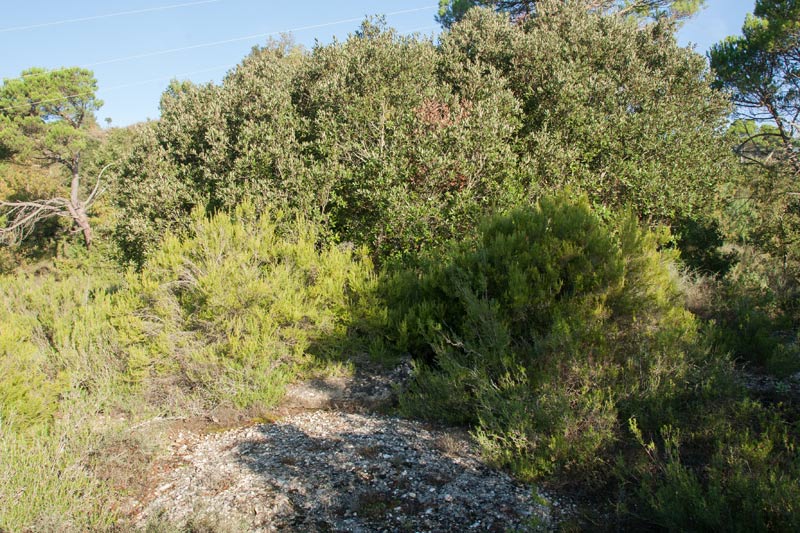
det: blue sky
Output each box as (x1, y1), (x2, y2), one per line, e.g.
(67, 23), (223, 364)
(1, 1), (754, 127)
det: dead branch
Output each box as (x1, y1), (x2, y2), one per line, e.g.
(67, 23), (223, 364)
(0, 197), (71, 243)
(85, 163), (113, 207)
(0, 162), (114, 245)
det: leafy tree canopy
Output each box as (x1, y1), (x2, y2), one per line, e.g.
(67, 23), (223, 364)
(115, 5), (731, 266)
(0, 68), (101, 167)
(436, 0), (705, 27)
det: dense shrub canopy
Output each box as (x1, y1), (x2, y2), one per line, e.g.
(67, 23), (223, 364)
(440, 5), (731, 222)
(388, 192), (699, 477)
(123, 203), (380, 407)
(0, 207), (381, 528)
(114, 4), (732, 266)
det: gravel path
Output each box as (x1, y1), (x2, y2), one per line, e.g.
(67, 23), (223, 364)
(134, 410), (550, 532)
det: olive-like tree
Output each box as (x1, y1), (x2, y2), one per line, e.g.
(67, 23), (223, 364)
(0, 67), (105, 247)
(435, 0), (705, 27)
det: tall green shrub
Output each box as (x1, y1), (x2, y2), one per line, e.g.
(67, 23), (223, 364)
(294, 21), (521, 262)
(389, 192), (699, 478)
(116, 5), (731, 267)
(439, 4), (732, 225)
(114, 39), (309, 264)
(123, 203), (381, 407)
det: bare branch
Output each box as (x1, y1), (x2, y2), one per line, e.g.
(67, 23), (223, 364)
(85, 163), (114, 207)
(0, 197), (71, 244)
(0, 162), (115, 246)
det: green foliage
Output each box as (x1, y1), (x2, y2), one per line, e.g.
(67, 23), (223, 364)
(113, 38), (313, 265)
(0, 265), (127, 433)
(388, 193), (799, 530)
(0, 351), (64, 431)
(704, 119), (800, 376)
(389, 192), (698, 478)
(0, 67), (104, 248)
(0, 162), (68, 264)
(123, 203), (381, 407)
(674, 216), (735, 276)
(115, 28), (520, 265)
(441, 5), (731, 225)
(1, 425), (115, 531)
(710, 1), (800, 274)
(295, 20), (521, 263)
(0, 259), (129, 529)
(626, 400), (800, 532)
(710, 1), (800, 169)
(709, 264), (800, 376)
(116, 6), (729, 268)
(5, 4), (799, 530)
(709, 0), (800, 378)
(0, 67), (102, 165)
(435, 0), (706, 28)
(0, 207), (382, 530)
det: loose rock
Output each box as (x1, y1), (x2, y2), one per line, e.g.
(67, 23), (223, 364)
(135, 411), (550, 531)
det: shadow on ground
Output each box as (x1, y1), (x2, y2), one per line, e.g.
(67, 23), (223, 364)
(138, 412), (546, 532)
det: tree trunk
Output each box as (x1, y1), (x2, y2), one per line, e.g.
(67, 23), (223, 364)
(74, 204), (92, 248)
(765, 100), (800, 177)
(69, 167), (93, 248)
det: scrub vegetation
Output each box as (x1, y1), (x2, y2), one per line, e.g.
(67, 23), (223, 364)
(1, 1), (799, 530)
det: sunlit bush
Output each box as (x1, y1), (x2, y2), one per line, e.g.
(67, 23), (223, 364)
(123, 203), (381, 407)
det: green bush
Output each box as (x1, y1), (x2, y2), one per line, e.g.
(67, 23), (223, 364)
(708, 259), (800, 377)
(114, 26), (521, 266)
(0, 261), (128, 530)
(0, 265), (128, 433)
(439, 4), (733, 227)
(123, 203), (382, 408)
(626, 399), (800, 532)
(389, 192), (699, 478)
(115, 5), (732, 269)
(0, 206), (384, 530)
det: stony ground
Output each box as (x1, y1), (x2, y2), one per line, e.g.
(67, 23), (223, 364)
(128, 362), (559, 532)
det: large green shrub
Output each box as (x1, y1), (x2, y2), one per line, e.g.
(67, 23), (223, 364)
(0, 206), (383, 530)
(389, 192), (699, 478)
(439, 4), (733, 225)
(115, 4), (730, 267)
(114, 28), (521, 265)
(123, 203), (381, 407)
(114, 39), (309, 265)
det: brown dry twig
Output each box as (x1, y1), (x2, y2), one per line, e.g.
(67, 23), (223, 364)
(0, 162), (112, 244)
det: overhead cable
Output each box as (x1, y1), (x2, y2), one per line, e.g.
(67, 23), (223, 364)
(0, 0), (224, 34)
(0, 23), (439, 113)
(11, 5), (437, 81)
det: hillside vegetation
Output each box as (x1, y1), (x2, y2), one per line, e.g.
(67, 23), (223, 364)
(1, 1), (799, 530)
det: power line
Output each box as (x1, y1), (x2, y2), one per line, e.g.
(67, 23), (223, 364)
(82, 6), (436, 69)
(0, 0), (224, 34)
(0, 22), (440, 114)
(101, 64), (232, 92)
(12, 5), (437, 81)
